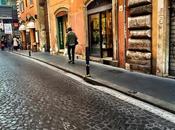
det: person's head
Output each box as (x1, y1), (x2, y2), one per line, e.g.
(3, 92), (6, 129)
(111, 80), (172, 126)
(67, 27), (72, 32)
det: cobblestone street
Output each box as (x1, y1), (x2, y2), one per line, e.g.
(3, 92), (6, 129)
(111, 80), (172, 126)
(0, 51), (175, 130)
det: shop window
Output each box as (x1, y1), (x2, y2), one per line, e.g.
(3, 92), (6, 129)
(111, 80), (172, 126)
(89, 13), (101, 57)
(89, 9), (113, 58)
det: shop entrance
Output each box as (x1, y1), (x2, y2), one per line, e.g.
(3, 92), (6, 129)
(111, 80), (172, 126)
(88, 9), (113, 58)
(26, 31), (31, 50)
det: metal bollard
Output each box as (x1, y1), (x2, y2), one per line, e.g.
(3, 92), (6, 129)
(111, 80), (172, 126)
(28, 45), (31, 57)
(29, 50), (31, 57)
(85, 47), (90, 77)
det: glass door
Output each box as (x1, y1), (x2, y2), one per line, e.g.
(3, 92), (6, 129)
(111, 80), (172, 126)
(89, 9), (113, 58)
(101, 10), (113, 58)
(89, 13), (101, 57)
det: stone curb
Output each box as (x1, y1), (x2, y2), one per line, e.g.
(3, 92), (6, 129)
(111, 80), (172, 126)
(85, 77), (175, 114)
(12, 51), (175, 114)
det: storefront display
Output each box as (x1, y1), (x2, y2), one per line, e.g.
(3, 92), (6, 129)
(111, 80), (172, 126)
(88, 9), (113, 58)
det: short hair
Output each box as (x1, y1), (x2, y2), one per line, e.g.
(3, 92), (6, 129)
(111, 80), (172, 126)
(67, 27), (72, 31)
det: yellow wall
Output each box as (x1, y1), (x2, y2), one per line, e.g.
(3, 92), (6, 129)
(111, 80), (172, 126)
(48, 0), (85, 55)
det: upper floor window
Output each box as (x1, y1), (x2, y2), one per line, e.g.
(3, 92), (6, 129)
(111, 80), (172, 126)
(20, 1), (24, 12)
(25, 0), (28, 7)
(29, 0), (33, 5)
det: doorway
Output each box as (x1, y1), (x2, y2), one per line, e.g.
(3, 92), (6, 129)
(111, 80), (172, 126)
(26, 31), (31, 50)
(88, 9), (113, 58)
(57, 14), (68, 50)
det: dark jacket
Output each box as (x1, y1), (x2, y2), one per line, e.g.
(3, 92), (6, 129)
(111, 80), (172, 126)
(66, 31), (77, 46)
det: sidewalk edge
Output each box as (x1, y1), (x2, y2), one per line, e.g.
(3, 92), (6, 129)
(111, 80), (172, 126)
(84, 77), (175, 114)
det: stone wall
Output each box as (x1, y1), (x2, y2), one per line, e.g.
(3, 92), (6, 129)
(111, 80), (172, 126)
(126, 0), (152, 73)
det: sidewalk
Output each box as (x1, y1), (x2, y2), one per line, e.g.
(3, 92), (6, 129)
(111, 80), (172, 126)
(12, 50), (175, 114)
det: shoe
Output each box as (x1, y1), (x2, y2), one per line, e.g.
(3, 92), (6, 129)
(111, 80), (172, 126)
(68, 60), (71, 63)
(72, 61), (74, 64)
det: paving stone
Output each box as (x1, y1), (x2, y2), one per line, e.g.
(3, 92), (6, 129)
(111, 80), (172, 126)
(0, 51), (174, 130)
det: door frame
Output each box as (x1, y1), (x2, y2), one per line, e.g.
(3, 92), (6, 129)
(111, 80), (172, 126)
(54, 8), (68, 51)
(57, 16), (64, 49)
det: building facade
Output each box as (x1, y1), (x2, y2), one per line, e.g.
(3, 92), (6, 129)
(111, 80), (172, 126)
(47, 0), (85, 56)
(50, 0), (175, 77)
(47, 0), (118, 62)
(0, 0), (18, 38)
(155, 0), (175, 77)
(17, 0), (50, 51)
(16, 0), (175, 77)
(118, 0), (175, 77)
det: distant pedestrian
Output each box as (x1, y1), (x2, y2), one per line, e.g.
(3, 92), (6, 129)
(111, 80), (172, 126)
(18, 37), (23, 50)
(0, 36), (5, 51)
(13, 36), (19, 51)
(7, 35), (13, 51)
(66, 27), (78, 64)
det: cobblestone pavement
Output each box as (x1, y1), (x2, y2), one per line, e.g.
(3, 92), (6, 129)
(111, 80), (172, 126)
(0, 51), (175, 130)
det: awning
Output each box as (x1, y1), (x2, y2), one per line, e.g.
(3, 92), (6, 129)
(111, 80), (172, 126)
(26, 21), (35, 29)
(19, 24), (26, 31)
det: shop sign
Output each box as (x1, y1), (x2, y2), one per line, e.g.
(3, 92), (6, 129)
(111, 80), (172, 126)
(4, 23), (12, 34)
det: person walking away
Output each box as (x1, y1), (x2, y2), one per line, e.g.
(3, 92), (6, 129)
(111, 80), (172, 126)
(18, 37), (22, 50)
(7, 35), (13, 51)
(13, 36), (19, 51)
(66, 27), (78, 64)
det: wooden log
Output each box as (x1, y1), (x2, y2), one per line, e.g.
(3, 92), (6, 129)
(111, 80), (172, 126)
(130, 4), (152, 16)
(128, 0), (151, 8)
(128, 38), (151, 51)
(128, 15), (151, 29)
(129, 30), (151, 38)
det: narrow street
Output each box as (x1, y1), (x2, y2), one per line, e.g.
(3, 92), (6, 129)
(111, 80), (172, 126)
(0, 51), (175, 130)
